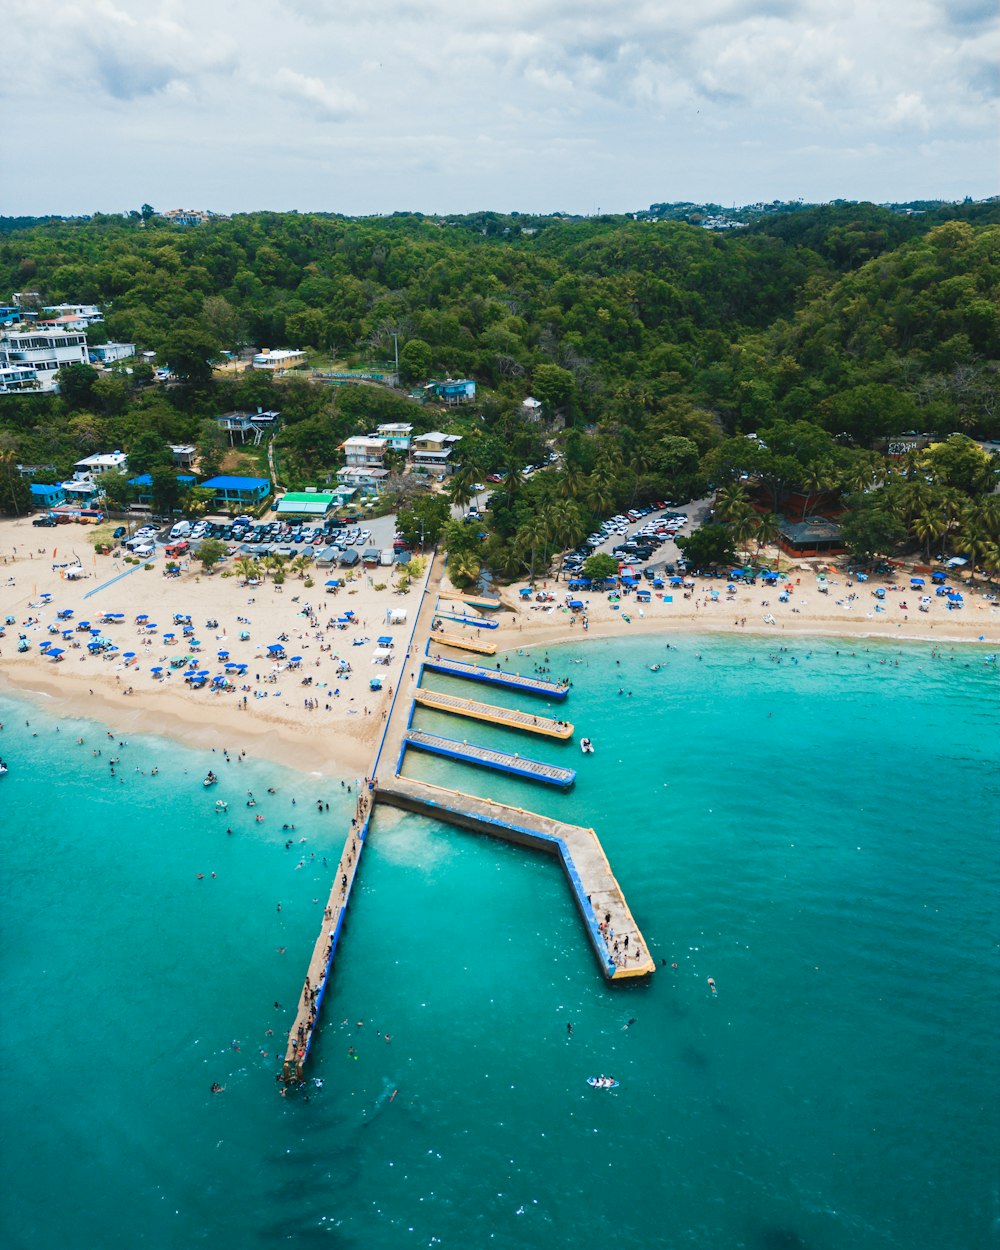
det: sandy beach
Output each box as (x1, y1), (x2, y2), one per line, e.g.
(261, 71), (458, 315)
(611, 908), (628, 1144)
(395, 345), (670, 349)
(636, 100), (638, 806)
(0, 519), (429, 775)
(1, 517), (997, 774)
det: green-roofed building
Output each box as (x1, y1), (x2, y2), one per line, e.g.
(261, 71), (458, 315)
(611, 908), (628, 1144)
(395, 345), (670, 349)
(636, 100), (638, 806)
(275, 491), (339, 518)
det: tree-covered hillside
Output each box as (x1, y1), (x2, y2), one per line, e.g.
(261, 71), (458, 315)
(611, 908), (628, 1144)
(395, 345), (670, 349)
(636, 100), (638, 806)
(1, 204), (997, 574)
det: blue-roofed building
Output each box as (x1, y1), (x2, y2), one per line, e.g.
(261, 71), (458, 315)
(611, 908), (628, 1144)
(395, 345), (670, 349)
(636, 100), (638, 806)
(200, 475), (271, 508)
(30, 483), (65, 508)
(129, 474), (196, 505)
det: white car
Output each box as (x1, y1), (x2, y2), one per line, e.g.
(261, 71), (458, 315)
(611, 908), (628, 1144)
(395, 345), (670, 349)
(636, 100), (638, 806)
(359, 529), (371, 543)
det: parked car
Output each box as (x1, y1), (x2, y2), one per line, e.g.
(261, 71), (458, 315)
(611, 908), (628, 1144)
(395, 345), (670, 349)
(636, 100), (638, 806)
(32, 515), (57, 527)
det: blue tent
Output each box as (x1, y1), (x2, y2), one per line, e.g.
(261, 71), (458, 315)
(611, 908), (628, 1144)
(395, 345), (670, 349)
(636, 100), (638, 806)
(267, 644), (285, 654)
(910, 577), (925, 586)
(567, 599), (584, 609)
(669, 576), (684, 585)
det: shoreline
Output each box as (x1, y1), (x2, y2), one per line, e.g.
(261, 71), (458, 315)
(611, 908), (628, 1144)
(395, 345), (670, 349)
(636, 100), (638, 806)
(2, 514), (996, 776)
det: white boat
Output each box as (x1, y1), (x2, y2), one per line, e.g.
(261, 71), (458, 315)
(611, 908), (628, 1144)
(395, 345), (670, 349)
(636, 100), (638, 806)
(0, 760), (7, 776)
(203, 773), (219, 788)
(580, 738), (594, 754)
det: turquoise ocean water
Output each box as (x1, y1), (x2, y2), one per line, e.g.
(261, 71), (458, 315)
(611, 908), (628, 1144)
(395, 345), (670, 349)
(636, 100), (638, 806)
(1, 633), (998, 1250)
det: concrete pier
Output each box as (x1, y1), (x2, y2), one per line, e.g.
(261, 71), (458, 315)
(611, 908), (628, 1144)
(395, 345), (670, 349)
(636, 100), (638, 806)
(377, 776), (655, 980)
(282, 551), (652, 1087)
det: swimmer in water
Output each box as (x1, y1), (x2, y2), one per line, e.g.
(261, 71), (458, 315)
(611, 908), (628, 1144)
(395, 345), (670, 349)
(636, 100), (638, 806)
(211, 1083), (225, 1094)
(707, 977), (716, 993)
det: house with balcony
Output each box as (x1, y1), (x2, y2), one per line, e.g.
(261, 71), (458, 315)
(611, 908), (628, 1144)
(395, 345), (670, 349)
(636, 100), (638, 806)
(42, 303), (103, 327)
(200, 475), (271, 509)
(342, 435), (388, 469)
(374, 423), (413, 451)
(424, 378), (476, 405)
(215, 408), (280, 445)
(168, 444), (197, 468)
(0, 328), (90, 393)
(0, 363), (40, 393)
(252, 348), (305, 373)
(74, 452), (128, 478)
(411, 431), (462, 476)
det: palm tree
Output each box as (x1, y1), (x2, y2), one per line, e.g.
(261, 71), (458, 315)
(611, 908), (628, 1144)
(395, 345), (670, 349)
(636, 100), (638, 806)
(558, 463), (586, 502)
(799, 462), (834, 520)
(714, 482), (749, 522)
(728, 505), (757, 564)
(446, 476), (475, 514)
(753, 512), (781, 564)
(262, 554), (287, 581)
(291, 554), (312, 579)
(502, 461), (525, 504)
(956, 509), (991, 584)
(585, 472), (615, 520)
(911, 509), (948, 563)
(516, 515), (551, 583)
(234, 556), (261, 582)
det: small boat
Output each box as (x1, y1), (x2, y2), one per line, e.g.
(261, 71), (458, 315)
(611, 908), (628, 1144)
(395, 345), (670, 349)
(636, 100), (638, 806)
(203, 772), (219, 788)
(587, 1076), (618, 1089)
(580, 738), (594, 754)
(0, 759), (8, 776)
(648, 663), (661, 672)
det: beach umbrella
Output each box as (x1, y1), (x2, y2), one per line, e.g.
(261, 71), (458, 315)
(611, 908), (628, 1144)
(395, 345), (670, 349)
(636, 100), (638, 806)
(855, 572), (868, 582)
(727, 583), (737, 591)
(218, 649), (230, 659)
(151, 666), (163, 675)
(61, 629), (73, 638)
(123, 651), (136, 659)
(325, 578), (341, 587)
(947, 592), (963, 603)
(669, 576), (684, 585)
(163, 632), (176, 642)
(87, 641), (102, 651)
(136, 614), (149, 623)
(48, 647), (65, 659)
(377, 635), (393, 646)
(910, 577), (925, 586)
(290, 655), (302, 662)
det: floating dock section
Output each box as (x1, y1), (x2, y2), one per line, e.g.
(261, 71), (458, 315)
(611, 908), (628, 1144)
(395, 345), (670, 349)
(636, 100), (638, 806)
(413, 688), (573, 739)
(424, 654), (569, 700)
(403, 729), (576, 789)
(433, 610), (499, 630)
(433, 632), (497, 655)
(377, 776), (654, 980)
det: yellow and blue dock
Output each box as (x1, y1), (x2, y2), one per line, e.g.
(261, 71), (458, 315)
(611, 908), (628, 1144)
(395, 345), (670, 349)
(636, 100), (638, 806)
(432, 631), (497, 655)
(403, 728), (576, 788)
(424, 653), (569, 699)
(413, 687), (573, 739)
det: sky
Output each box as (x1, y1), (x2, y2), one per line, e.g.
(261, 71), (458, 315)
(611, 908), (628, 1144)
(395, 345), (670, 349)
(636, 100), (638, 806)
(2, 0), (997, 216)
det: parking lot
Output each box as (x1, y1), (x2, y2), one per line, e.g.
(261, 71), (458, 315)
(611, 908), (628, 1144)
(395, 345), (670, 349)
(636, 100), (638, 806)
(559, 493), (713, 580)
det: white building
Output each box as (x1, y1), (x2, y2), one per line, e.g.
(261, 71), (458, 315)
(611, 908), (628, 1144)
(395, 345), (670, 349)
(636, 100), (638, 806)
(90, 342), (135, 364)
(42, 303), (103, 325)
(252, 348), (305, 373)
(0, 328), (89, 393)
(73, 451), (128, 477)
(342, 435), (388, 468)
(0, 364), (40, 394)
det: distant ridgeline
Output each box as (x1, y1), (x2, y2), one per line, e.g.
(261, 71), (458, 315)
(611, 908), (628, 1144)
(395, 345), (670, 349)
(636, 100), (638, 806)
(0, 200), (997, 574)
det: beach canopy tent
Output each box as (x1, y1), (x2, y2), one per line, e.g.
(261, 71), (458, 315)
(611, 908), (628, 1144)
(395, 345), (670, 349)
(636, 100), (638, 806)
(932, 571), (948, 582)
(385, 608), (407, 624)
(267, 644), (285, 654)
(48, 647), (65, 660)
(620, 576), (639, 586)
(377, 635), (393, 646)
(567, 599), (584, 609)
(947, 557), (967, 567)
(325, 578), (342, 587)
(762, 572), (781, 583)
(669, 576), (685, 585)
(854, 572), (868, 582)
(947, 592), (964, 603)
(911, 578), (925, 586)
(372, 648), (393, 660)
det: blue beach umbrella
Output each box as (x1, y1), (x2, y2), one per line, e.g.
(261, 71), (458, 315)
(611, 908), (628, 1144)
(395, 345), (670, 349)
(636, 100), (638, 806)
(910, 577), (925, 586)
(123, 651), (136, 659)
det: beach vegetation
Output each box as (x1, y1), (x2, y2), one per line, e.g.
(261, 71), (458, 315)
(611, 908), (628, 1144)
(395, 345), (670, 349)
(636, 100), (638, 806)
(582, 553), (619, 581)
(195, 537), (227, 572)
(675, 523), (737, 570)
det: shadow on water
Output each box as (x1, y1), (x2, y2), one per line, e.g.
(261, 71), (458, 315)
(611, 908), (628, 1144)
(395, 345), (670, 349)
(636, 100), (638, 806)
(679, 1041), (710, 1070)
(758, 1229), (810, 1250)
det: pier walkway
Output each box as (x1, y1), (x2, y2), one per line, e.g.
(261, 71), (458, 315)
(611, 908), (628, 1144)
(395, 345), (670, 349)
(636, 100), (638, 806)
(424, 653), (569, 700)
(403, 728), (576, 788)
(282, 551), (651, 1088)
(377, 775), (655, 980)
(413, 687), (573, 739)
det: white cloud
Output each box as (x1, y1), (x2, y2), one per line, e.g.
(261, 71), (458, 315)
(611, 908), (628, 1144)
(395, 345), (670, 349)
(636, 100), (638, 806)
(268, 68), (364, 122)
(0, 0), (996, 213)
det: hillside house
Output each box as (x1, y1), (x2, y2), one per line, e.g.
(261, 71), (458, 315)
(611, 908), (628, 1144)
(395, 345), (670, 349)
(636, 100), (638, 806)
(411, 431), (461, 477)
(0, 328), (90, 392)
(342, 436), (388, 469)
(374, 423), (413, 451)
(424, 378), (476, 405)
(252, 349), (305, 373)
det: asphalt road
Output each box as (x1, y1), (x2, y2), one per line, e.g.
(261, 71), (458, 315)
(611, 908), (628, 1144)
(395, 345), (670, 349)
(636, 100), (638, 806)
(564, 493), (715, 576)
